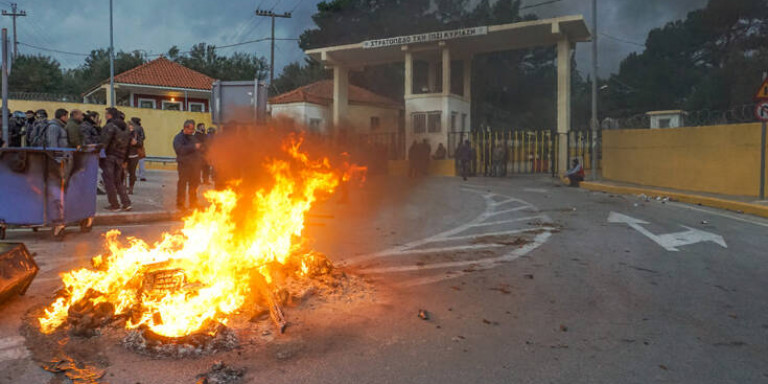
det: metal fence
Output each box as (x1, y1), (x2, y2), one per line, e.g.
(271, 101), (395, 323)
(610, 103), (760, 129)
(448, 129), (598, 177)
(7, 92), (93, 103)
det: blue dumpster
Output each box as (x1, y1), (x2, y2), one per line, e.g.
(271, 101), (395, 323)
(0, 147), (99, 240)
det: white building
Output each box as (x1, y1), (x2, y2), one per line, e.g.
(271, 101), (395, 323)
(269, 80), (403, 139)
(647, 110), (687, 129)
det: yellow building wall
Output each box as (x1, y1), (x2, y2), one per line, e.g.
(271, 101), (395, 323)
(602, 123), (768, 197)
(388, 159), (456, 176)
(5, 100), (212, 158)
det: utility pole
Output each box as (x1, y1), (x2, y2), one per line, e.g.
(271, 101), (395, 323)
(109, 0), (115, 107)
(590, 0), (599, 180)
(2, 29), (9, 147)
(2, 3), (26, 58)
(255, 9), (292, 85)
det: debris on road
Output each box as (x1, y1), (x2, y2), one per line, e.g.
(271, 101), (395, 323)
(559, 324), (568, 332)
(42, 355), (106, 384)
(418, 309), (430, 320)
(523, 274), (534, 280)
(196, 361), (245, 384)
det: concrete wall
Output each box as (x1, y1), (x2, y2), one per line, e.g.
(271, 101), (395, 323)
(271, 102), (330, 133)
(602, 123), (768, 197)
(5, 99), (212, 158)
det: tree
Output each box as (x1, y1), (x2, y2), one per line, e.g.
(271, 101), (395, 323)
(168, 43), (268, 82)
(603, 0), (768, 117)
(271, 58), (330, 95)
(7, 55), (65, 93)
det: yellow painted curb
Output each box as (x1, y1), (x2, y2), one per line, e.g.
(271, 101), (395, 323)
(581, 182), (768, 219)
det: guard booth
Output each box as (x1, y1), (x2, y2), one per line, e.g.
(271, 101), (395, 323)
(306, 16), (592, 176)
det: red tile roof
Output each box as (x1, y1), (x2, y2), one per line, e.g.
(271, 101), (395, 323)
(269, 80), (402, 109)
(112, 57), (215, 90)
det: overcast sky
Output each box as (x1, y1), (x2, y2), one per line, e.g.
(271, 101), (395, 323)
(3, 0), (708, 77)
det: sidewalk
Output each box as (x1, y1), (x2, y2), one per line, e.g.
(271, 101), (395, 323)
(581, 180), (768, 219)
(94, 170), (215, 226)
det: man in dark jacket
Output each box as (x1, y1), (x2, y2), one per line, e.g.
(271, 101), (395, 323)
(80, 111), (101, 145)
(174, 120), (202, 210)
(7, 111), (23, 147)
(100, 107), (131, 211)
(65, 109), (84, 148)
(455, 140), (472, 181)
(28, 109), (49, 147)
(36, 109), (69, 148)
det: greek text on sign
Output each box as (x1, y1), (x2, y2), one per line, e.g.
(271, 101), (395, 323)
(362, 26), (489, 49)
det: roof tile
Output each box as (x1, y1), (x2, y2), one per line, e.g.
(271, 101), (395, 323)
(269, 80), (402, 109)
(113, 57), (215, 90)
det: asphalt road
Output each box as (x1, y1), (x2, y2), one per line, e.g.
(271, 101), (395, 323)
(1, 175), (767, 384)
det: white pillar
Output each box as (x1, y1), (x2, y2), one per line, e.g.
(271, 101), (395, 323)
(332, 65), (349, 129)
(463, 58), (471, 100)
(102, 84), (112, 107)
(428, 62), (438, 93)
(442, 47), (451, 96)
(404, 51), (413, 97)
(557, 38), (572, 175)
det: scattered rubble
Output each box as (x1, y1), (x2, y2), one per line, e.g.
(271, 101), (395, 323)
(418, 309), (430, 320)
(122, 325), (239, 358)
(42, 355), (106, 384)
(196, 361), (245, 384)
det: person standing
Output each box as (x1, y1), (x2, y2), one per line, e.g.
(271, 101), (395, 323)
(37, 108), (69, 148)
(100, 108), (132, 211)
(174, 120), (202, 211)
(126, 119), (145, 195)
(28, 109), (49, 147)
(80, 111), (101, 145)
(194, 123), (208, 184)
(455, 140), (472, 181)
(408, 140), (418, 178)
(203, 127), (216, 184)
(21, 110), (35, 146)
(65, 109), (84, 148)
(7, 111), (23, 147)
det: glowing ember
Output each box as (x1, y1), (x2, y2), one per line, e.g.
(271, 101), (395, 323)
(39, 134), (356, 338)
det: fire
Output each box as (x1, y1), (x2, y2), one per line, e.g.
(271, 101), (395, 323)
(39, 135), (352, 338)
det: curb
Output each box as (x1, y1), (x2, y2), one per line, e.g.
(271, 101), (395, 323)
(581, 182), (768, 219)
(93, 210), (182, 227)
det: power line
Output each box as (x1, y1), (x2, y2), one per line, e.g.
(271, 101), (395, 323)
(255, 9), (292, 84)
(18, 41), (90, 56)
(599, 32), (645, 47)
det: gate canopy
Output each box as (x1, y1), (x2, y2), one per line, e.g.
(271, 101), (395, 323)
(306, 15), (590, 66)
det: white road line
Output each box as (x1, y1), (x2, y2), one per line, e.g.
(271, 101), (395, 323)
(469, 215), (548, 228)
(362, 231), (551, 276)
(369, 243), (506, 258)
(664, 201), (768, 229)
(0, 336), (29, 362)
(440, 227), (553, 242)
(486, 205), (535, 218)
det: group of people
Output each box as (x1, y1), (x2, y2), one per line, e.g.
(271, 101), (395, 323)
(173, 120), (216, 211)
(408, 140), (448, 178)
(2, 107), (147, 212)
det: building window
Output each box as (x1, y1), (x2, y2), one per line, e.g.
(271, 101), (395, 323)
(427, 112), (441, 133)
(162, 100), (183, 111)
(189, 102), (205, 113)
(450, 112), (458, 132)
(309, 118), (322, 133)
(413, 113), (426, 133)
(658, 118), (671, 128)
(138, 98), (156, 109)
(370, 116), (380, 130)
(461, 113), (467, 131)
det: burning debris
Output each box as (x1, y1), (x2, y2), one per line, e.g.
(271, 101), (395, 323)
(122, 323), (239, 358)
(33, 134), (369, 357)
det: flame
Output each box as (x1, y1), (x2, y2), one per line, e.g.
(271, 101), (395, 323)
(38, 134), (346, 338)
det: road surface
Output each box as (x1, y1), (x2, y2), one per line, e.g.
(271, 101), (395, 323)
(1, 176), (766, 384)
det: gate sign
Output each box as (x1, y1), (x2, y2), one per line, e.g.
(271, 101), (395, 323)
(363, 26), (488, 49)
(756, 101), (768, 122)
(755, 77), (768, 100)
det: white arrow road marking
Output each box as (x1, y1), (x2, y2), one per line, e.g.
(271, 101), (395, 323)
(0, 336), (30, 362)
(608, 212), (728, 251)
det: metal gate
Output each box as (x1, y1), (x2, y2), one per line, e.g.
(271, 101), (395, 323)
(448, 129), (597, 177)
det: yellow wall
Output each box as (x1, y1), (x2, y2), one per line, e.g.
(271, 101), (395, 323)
(5, 100), (212, 158)
(388, 159), (456, 176)
(603, 123), (768, 197)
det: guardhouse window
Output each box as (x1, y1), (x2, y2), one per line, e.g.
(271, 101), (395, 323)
(413, 113), (426, 133)
(427, 112), (441, 133)
(370, 116), (380, 130)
